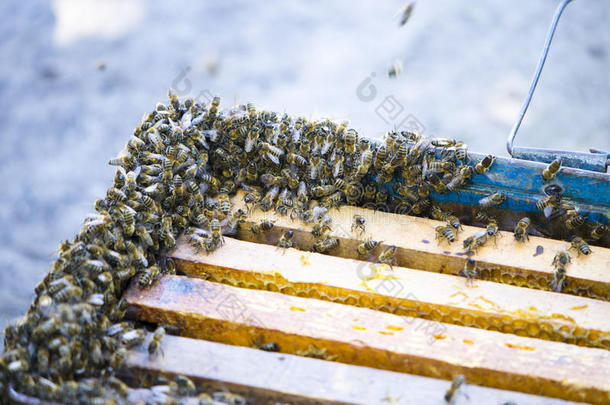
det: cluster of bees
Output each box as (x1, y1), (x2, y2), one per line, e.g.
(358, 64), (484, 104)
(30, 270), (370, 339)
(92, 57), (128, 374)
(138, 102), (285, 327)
(0, 89), (606, 404)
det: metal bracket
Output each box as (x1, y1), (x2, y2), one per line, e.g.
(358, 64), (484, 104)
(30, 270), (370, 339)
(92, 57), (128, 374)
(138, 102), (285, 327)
(506, 0), (609, 173)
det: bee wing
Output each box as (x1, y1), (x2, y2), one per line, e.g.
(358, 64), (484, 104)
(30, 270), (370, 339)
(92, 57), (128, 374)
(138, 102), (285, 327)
(266, 152), (280, 165)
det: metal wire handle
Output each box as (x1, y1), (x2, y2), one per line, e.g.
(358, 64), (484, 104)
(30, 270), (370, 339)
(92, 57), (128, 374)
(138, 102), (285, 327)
(507, 0), (575, 156)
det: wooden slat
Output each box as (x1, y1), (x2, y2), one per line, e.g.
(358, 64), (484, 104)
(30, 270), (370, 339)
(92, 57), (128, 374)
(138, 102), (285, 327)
(172, 236), (610, 350)
(121, 333), (583, 405)
(229, 193), (610, 300)
(124, 275), (610, 404)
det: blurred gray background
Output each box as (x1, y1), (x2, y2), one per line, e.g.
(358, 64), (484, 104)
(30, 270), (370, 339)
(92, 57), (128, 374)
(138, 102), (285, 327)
(1, 0), (608, 338)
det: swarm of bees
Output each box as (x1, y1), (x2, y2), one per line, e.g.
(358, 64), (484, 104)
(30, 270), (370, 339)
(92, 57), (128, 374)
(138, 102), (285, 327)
(0, 90), (605, 404)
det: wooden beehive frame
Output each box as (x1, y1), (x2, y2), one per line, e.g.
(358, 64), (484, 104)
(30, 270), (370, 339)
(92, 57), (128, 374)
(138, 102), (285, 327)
(124, 194), (610, 404)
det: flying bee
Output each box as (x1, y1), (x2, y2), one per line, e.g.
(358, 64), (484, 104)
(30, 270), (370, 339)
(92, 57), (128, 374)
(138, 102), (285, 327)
(435, 225), (455, 245)
(148, 326), (165, 357)
(444, 375), (466, 403)
(590, 223), (607, 240)
(475, 154), (495, 174)
(278, 230), (296, 249)
(513, 217), (530, 242)
(552, 250), (571, 269)
(542, 158), (561, 181)
(396, 2), (415, 26)
(356, 239), (381, 255)
(387, 60), (402, 78)
(351, 214), (366, 235)
(550, 267), (567, 292)
(377, 245), (397, 269)
(569, 236), (591, 256)
(479, 192), (506, 208)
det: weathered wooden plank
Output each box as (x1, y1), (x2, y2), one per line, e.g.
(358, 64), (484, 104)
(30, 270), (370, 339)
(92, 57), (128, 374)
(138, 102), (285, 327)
(124, 275), (610, 404)
(229, 193), (610, 301)
(172, 236), (610, 350)
(120, 333), (583, 405)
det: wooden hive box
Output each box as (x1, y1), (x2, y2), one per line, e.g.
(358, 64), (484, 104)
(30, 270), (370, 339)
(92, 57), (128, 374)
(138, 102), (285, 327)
(119, 191), (610, 405)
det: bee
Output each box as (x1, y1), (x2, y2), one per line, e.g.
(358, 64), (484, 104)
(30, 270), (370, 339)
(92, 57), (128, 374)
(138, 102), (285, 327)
(356, 239), (381, 255)
(312, 237), (340, 253)
(148, 326), (165, 357)
(444, 375), (465, 403)
(428, 174), (448, 194)
(479, 192), (506, 208)
(552, 250), (571, 269)
(174, 375), (196, 397)
(278, 230), (295, 249)
(351, 214), (366, 235)
(250, 220), (275, 234)
(209, 95), (221, 115)
(210, 218), (224, 245)
(138, 265), (160, 287)
(343, 128), (357, 154)
(212, 392), (247, 405)
(120, 328), (146, 348)
(463, 229), (488, 252)
(569, 236), (591, 256)
(550, 267), (567, 292)
(435, 225), (455, 245)
(246, 102), (257, 120)
(590, 223), (607, 240)
(431, 206), (462, 232)
(513, 217), (530, 242)
(396, 2), (415, 26)
(564, 212), (585, 230)
(217, 193), (231, 216)
(536, 194), (561, 219)
(388, 60), (402, 78)
(255, 341), (279, 352)
(542, 158), (561, 181)
(377, 245), (397, 269)
(475, 154), (495, 174)
(486, 219), (501, 244)
(454, 141), (468, 161)
(446, 166), (473, 192)
(287, 152), (307, 167)
(109, 347), (127, 371)
(108, 154), (136, 168)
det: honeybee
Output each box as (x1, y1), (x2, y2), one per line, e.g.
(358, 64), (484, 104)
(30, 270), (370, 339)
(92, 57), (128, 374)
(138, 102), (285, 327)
(564, 211), (585, 230)
(357, 239), (381, 255)
(377, 246), (397, 269)
(569, 236), (591, 256)
(444, 375), (465, 403)
(312, 237), (340, 253)
(486, 219), (502, 244)
(210, 218), (224, 246)
(397, 2), (415, 27)
(435, 225), (455, 245)
(552, 250), (571, 269)
(388, 60), (402, 78)
(138, 265), (160, 287)
(542, 158), (561, 181)
(475, 154), (494, 174)
(463, 229), (488, 253)
(550, 267), (567, 292)
(351, 214), (366, 235)
(250, 220), (275, 234)
(278, 230), (296, 249)
(148, 326), (165, 357)
(343, 128), (357, 154)
(479, 192), (506, 208)
(590, 223), (608, 240)
(446, 166), (473, 192)
(513, 217), (530, 242)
